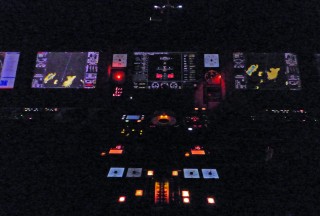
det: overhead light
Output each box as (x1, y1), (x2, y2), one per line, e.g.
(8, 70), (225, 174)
(177, 5), (183, 8)
(154, 5), (160, 9)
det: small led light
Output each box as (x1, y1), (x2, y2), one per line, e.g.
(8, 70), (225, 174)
(188, 128), (193, 131)
(185, 152), (190, 157)
(135, 190), (143, 196)
(182, 190), (189, 197)
(194, 108), (199, 110)
(100, 152), (106, 157)
(183, 197), (190, 203)
(207, 197), (215, 204)
(172, 170), (179, 176)
(147, 170), (154, 176)
(118, 196), (126, 202)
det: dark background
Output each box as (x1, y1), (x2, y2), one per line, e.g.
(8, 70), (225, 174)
(1, 1), (320, 215)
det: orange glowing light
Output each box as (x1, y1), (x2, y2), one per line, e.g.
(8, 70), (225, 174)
(109, 149), (123, 154)
(191, 150), (206, 155)
(202, 107), (207, 110)
(183, 197), (190, 203)
(135, 190), (143, 196)
(118, 196), (126, 202)
(159, 115), (169, 119)
(172, 170), (179, 176)
(100, 152), (107, 157)
(207, 197), (215, 204)
(147, 170), (154, 176)
(194, 107), (199, 110)
(182, 190), (190, 197)
(185, 152), (190, 157)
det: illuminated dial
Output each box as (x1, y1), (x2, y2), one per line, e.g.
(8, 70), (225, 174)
(169, 82), (178, 89)
(151, 82), (160, 89)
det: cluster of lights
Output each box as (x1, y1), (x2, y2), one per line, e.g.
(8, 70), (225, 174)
(194, 107), (207, 111)
(109, 145), (124, 155)
(153, 4), (183, 9)
(182, 190), (190, 204)
(266, 109), (306, 114)
(120, 128), (143, 136)
(112, 87), (123, 97)
(24, 108), (59, 112)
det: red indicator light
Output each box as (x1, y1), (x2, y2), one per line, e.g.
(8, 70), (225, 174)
(112, 71), (125, 83)
(156, 73), (163, 79)
(168, 73), (174, 79)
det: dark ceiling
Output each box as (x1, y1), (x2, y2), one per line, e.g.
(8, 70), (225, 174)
(0, 0), (320, 51)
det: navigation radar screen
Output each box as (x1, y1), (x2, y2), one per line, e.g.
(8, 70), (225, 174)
(32, 52), (99, 88)
(0, 52), (20, 89)
(132, 52), (197, 89)
(233, 52), (301, 90)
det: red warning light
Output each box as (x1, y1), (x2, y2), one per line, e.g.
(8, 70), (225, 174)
(156, 73), (163, 79)
(168, 73), (174, 79)
(112, 71), (125, 83)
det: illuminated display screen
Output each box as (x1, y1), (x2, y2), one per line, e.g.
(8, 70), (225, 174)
(233, 53), (301, 90)
(126, 115), (141, 120)
(0, 52), (20, 89)
(132, 52), (197, 89)
(32, 52), (99, 88)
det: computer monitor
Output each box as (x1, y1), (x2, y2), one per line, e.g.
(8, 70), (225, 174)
(0, 52), (20, 89)
(31, 52), (99, 88)
(132, 52), (198, 89)
(233, 52), (301, 90)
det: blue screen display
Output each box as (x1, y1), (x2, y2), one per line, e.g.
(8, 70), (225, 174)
(126, 115), (141, 120)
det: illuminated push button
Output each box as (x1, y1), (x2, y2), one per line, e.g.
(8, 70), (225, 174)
(135, 190), (143, 197)
(183, 197), (190, 203)
(182, 190), (189, 197)
(147, 170), (154, 176)
(118, 196), (126, 202)
(207, 197), (215, 204)
(202, 169), (219, 179)
(126, 168), (142, 177)
(172, 170), (179, 176)
(183, 169), (200, 178)
(107, 167), (125, 178)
